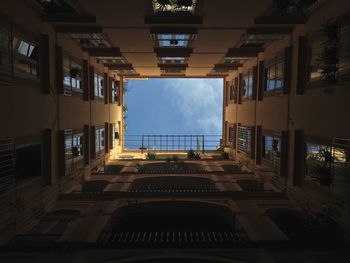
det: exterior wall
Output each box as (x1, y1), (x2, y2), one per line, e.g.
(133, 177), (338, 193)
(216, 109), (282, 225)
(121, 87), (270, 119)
(0, 1), (123, 240)
(223, 0), (350, 219)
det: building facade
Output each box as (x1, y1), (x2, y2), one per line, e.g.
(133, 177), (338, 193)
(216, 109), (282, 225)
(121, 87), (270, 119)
(0, 0), (350, 262)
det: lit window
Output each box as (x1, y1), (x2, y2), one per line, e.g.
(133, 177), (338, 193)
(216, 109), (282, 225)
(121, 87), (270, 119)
(152, 0), (197, 14)
(94, 73), (104, 98)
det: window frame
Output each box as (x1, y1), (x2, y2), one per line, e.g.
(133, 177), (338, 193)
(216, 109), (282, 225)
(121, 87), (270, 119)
(63, 52), (84, 96)
(94, 72), (104, 99)
(237, 126), (251, 154)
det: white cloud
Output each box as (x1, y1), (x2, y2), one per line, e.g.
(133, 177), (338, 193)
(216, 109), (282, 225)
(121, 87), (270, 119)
(163, 78), (223, 134)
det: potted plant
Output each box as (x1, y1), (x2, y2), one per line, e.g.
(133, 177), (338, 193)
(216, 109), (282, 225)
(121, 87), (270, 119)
(221, 152), (229, 159)
(158, 0), (170, 5)
(318, 20), (339, 88)
(313, 148), (333, 186)
(69, 67), (81, 78)
(177, 0), (193, 7)
(72, 146), (80, 157)
(146, 152), (157, 159)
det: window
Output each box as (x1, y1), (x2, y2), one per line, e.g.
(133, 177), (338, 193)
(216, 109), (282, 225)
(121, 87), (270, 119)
(152, 0), (197, 14)
(242, 68), (254, 98)
(262, 134), (281, 173)
(63, 52), (83, 94)
(95, 127), (105, 153)
(159, 56), (187, 64)
(64, 130), (84, 177)
(309, 42), (323, 81)
(94, 73), (104, 98)
(228, 125), (235, 145)
(262, 135), (281, 162)
(154, 34), (195, 48)
(111, 80), (119, 103)
(15, 144), (42, 181)
(229, 84), (236, 101)
(111, 123), (120, 148)
(237, 126), (251, 154)
(12, 36), (39, 79)
(265, 52), (284, 92)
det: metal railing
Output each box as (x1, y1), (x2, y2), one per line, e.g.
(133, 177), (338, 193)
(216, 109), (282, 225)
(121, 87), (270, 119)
(123, 134), (222, 153)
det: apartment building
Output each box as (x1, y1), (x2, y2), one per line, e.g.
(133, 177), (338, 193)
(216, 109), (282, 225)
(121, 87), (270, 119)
(0, 0), (349, 262)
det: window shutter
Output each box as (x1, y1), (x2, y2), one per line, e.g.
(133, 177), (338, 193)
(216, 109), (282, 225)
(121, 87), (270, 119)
(250, 126), (256, 160)
(224, 121), (228, 145)
(82, 60), (89, 101)
(256, 125), (262, 165)
(105, 122), (109, 153)
(232, 123), (237, 149)
(280, 130), (289, 177)
(118, 81), (122, 106)
(293, 130), (304, 185)
(283, 47), (292, 94)
(238, 73), (243, 104)
(297, 36), (308, 95)
(104, 73), (108, 104)
(252, 66), (258, 100)
(42, 129), (52, 184)
(234, 77), (238, 103)
(40, 34), (50, 94)
(225, 81), (229, 106)
(58, 130), (65, 177)
(90, 126), (96, 159)
(83, 125), (90, 164)
(258, 61), (265, 101)
(56, 47), (64, 94)
(108, 77), (113, 103)
(89, 66), (95, 100)
(109, 123), (114, 149)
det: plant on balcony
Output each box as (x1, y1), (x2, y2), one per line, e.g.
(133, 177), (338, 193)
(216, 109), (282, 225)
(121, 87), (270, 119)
(69, 67), (81, 78)
(312, 148), (333, 186)
(146, 152), (157, 159)
(221, 152), (229, 159)
(177, 0), (193, 7)
(317, 20), (339, 90)
(187, 149), (200, 159)
(136, 163), (145, 173)
(166, 155), (185, 171)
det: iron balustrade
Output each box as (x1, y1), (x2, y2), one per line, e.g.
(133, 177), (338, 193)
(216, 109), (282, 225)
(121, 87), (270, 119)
(123, 134), (222, 153)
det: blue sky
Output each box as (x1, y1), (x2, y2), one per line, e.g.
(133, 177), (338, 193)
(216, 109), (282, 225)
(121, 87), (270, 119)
(124, 78), (223, 136)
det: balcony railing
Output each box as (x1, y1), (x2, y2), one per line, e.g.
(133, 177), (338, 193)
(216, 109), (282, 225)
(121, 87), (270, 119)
(123, 134), (221, 153)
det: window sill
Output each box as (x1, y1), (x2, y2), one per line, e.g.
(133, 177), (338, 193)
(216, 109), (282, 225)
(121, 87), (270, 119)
(263, 88), (284, 97)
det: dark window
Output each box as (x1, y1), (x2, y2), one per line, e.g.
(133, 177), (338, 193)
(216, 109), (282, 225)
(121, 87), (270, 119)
(111, 80), (119, 103)
(95, 127), (105, 153)
(229, 84), (236, 101)
(262, 134), (281, 173)
(265, 60), (284, 92)
(153, 33), (195, 48)
(242, 68), (254, 98)
(228, 126), (235, 145)
(64, 130), (84, 177)
(238, 126), (251, 154)
(16, 144), (42, 181)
